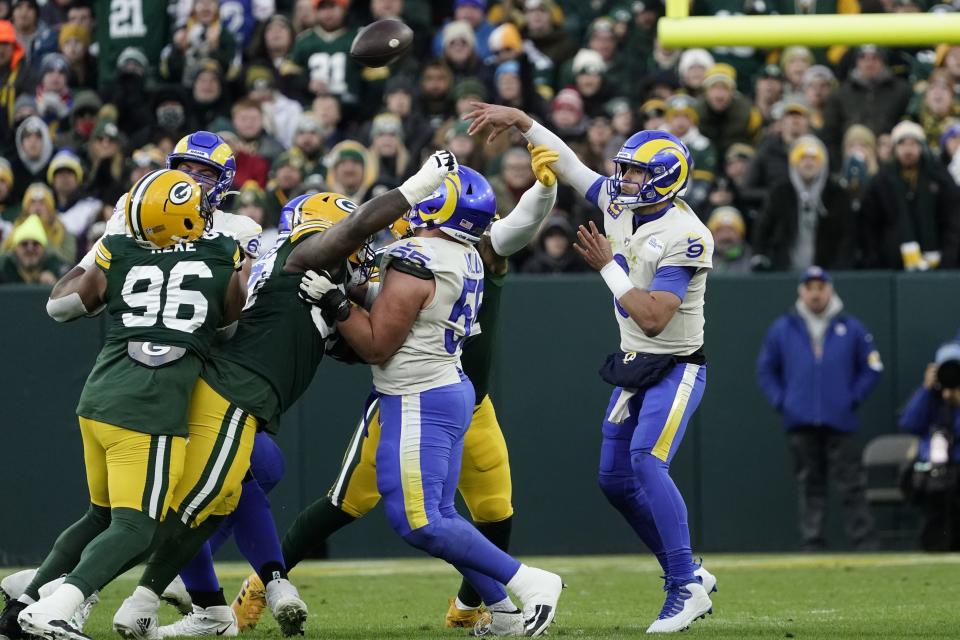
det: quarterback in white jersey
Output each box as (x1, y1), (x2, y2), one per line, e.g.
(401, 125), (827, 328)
(465, 103), (717, 634)
(299, 158), (563, 637)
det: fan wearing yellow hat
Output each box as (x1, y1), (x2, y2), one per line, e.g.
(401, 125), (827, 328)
(706, 206), (751, 273)
(665, 94), (717, 211)
(697, 63), (763, 158)
(0, 213), (65, 284)
(4, 183), (75, 264)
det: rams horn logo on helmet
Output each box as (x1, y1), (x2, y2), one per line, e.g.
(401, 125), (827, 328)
(169, 181), (194, 205)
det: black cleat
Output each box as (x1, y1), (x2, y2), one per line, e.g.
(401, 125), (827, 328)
(0, 600), (28, 640)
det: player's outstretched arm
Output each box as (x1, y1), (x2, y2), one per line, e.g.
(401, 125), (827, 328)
(286, 151), (458, 274)
(574, 221), (681, 337)
(46, 261), (107, 322)
(489, 144), (558, 258)
(463, 102), (603, 198)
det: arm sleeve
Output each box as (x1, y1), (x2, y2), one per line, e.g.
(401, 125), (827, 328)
(489, 180), (557, 257)
(899, 387), (939, 434)
(522, 120), (604, 198)
(649, 266), (695, 302)
(756, 324), (786, 412)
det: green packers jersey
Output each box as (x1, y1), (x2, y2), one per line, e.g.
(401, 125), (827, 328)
(291, 28), (361, 104)
(76, 233), (242, 436)
(95, 0), (171, 89)
(461, 270), (505, 404)
(202, 223), (334, 429)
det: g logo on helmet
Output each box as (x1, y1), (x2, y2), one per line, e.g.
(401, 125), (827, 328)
(168, 181), (194, 205)
(335, 198), (357, 214)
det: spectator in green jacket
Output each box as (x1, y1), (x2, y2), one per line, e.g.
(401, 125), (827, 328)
(696, 63), (763, 159)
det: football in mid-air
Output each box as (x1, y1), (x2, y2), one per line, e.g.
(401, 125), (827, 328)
(350, 18), (414, 68)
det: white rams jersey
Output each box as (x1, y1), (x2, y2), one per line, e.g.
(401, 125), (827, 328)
(372, 235), (484, 396)
(596, 189), (713, 356)
(110, 193), (263, 258)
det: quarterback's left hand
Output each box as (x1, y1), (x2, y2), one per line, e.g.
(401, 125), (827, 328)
(574, 221), (614, 271)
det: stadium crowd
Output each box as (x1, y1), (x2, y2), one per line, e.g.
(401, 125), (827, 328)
(1, 0), (960, 284)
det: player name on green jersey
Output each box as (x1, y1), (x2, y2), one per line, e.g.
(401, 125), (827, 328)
(76, 233), (241, 437)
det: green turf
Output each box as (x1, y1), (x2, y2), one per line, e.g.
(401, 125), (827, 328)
(7, 553), (960, 638)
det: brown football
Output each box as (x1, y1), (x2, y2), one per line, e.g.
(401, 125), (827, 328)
(350, 18), (414, 68)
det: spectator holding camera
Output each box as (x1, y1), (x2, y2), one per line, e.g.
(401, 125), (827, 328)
(899, 341), (960, 551)
(757, 267), (883, 551)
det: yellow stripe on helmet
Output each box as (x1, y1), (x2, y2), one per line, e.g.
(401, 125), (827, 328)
(209, 142), (233, 167)
(631, 138), (682, 164)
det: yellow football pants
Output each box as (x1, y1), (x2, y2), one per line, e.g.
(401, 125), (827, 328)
(79, 417), (186, 520)
(329, 394), (513, 523)
(169, 378), (258, 527)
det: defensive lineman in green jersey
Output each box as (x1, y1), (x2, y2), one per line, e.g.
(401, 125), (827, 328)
(78, 232), (243, 437)
(7, 170), (244, 640)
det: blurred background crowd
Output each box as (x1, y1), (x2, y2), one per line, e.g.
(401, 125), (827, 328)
(1, 0), (960, 284)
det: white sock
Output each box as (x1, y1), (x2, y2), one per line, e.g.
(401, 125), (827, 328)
(17, 594), (36, 605)
(454, 597), (478, 611)
(39, 584), (85, 620)
(132, 586), (161, 605)
(488, 597), (519, 613)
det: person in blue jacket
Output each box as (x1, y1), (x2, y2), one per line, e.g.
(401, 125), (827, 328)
(757, 266), (883, 550)
(898, 341), (960, 551)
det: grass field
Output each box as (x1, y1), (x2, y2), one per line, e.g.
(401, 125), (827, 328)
(7, 553), (960, 639)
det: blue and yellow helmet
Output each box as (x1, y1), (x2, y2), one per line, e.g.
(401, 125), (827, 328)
(606, 130), (691, 207)
(407, 166), (496, 244)
(167, 131), (237, 208)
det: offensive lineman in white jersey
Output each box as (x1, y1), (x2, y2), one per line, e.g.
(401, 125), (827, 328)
(299, 160), (564, 637)
(465, 103), (717, 633)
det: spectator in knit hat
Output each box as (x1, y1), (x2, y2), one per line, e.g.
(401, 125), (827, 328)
(910, 69), (960, 153)
(247, 15), (304, 101)
(522, 0), (576, 68)
(742, 96), (811, 211)
(128, 144), (165, 185)
(441, 19), (489, 86)
(325, 140), (375, 202)
(707, 206), (752, 274)
(840, 124), (879, 210)
(861, 120), (960, 270)
(109, 47), (152, 139)
(246, 64), (303, 150)
(264, 150), (305, 228)
(58, 20), (93, 90)
(822, 45), (912, 163)
(6, 182), (74, 263)
(753, 135), (855, 271)
(0, 19), (25, 146)
(707, 143), (759, 228)
(640, 97), (667, 130)
(163, 0), (238, 86)
(367, 112), (409, 185)
(696, 63), (763, 158)
(0, 157), (17, 222)
(32, 52), (71, 126)
(606, 97), (634, 140)
(666, 94), (717, 212)
(570, 48), (610, 117)
(418, 59), (454, 128)
(86, 118), (124, 201)
(802, 65), (835, 134)
(934, 43), (960, 85)
(186, 58), (229, 131)
(754, 64), (784, 125)
(432, 0), (493, 60)
(492, 58), (547, 122)
(780, 46), (814, 94)
(941, 123), (960, 186)
(232, 180), (279, 250)
(678, 48), (714, 98)
(11, 114), (51, 201)
(0, 213), (65, 284)
(521, 215), (586, 275)
(290, 114), (326, 179)
(488, 145), (534, 216)
(47, 149), (100, 240)
(549, 87), (585, 140)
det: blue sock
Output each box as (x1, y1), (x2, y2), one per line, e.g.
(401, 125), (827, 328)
(632, 452), (695, 584)
(232, 478), (287, 581)
(179, 542), (220, 593)
(598, 471), (668, 572)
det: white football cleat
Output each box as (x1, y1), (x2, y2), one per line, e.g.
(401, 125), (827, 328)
(694, 564), (718, 594)
(265, 579), (307, 637)
(513, 567), (563, 637)
(113, 587), (161, 640)
(1, 570), (37, 602)
(158, 605), (238, 638)
(18, 601), (90, 640)
(34, 579), (98, 633)
(160, 577), (193, 615)
(472, 610), (523, 637)
(645, 580), (712, 634)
